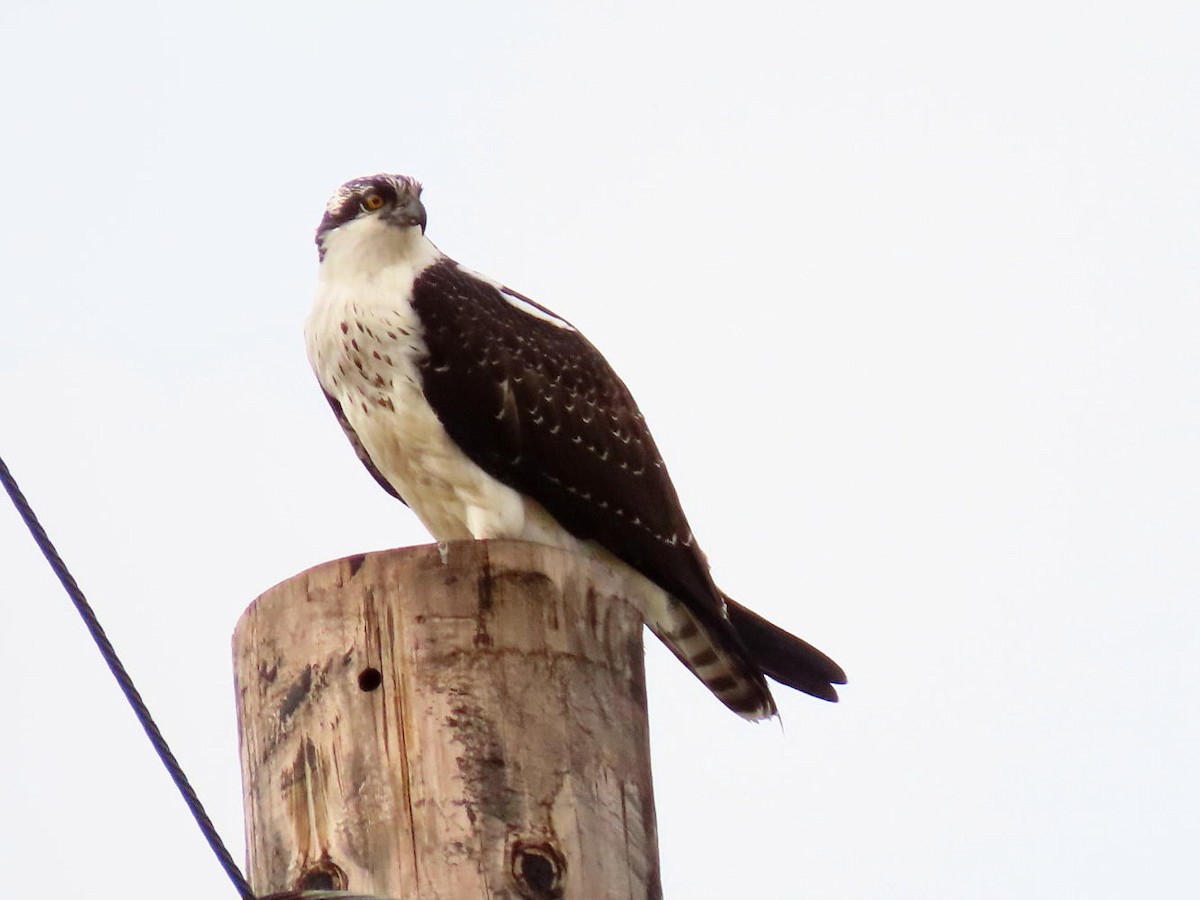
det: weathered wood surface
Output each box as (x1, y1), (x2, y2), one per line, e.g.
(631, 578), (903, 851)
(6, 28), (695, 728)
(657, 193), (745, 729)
(233, 540), (661, 899)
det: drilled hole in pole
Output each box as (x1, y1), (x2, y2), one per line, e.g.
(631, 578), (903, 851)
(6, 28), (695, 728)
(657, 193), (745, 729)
(358, 667), (383, 692)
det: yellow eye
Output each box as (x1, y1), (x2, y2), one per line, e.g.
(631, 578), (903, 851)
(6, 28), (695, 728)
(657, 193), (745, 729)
(363, 193), (385, 211)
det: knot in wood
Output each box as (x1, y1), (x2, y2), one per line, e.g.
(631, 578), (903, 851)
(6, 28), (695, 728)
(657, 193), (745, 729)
(295, 857), (348, 892)
(511, 839), (566, 899)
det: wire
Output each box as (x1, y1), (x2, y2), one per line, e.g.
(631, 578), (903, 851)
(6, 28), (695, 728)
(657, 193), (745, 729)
(0, 452), (257, 900)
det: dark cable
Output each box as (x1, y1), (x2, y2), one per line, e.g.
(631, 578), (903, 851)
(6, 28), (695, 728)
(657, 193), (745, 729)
(0, 453), (257, 900)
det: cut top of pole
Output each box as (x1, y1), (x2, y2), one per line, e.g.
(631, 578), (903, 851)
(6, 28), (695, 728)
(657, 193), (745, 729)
(233, 540), (662, 900)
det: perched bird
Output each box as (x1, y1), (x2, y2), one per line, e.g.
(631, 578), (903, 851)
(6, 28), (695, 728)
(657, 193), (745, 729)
(305, 173), (845, 719)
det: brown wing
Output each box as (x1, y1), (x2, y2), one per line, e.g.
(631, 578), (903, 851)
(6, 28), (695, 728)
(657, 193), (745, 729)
(410, 260), (724, 619)
(408, 259), (844, 714)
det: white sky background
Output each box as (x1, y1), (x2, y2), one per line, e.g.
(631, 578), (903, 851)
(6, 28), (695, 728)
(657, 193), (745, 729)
(1, 1), (1197, 897)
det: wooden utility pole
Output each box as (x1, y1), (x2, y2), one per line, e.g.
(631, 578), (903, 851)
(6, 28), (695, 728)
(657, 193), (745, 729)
(233, 540), (662, 899)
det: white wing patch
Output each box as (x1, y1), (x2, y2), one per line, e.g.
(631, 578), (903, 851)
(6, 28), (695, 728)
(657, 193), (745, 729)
(499, 287), (577, 331)
(453, 261), (576, 331)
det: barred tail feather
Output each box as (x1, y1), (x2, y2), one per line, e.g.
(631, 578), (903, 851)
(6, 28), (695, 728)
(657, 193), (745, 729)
(647, 596), (778, 721)
(723, 595), (847, 702)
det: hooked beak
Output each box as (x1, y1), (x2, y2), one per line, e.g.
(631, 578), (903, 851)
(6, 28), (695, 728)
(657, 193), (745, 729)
(384, 196), (427, 233)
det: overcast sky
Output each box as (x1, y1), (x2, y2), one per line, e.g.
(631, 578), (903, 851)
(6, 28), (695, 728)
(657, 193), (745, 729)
(2, 2), (1197, 897)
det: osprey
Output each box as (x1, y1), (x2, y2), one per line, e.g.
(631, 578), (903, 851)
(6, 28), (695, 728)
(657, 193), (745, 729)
(306, 173), (845, 719)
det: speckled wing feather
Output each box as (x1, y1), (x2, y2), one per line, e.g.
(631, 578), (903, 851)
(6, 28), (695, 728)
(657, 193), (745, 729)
(409, 259), (778, 712)
(411, 262), (715, 601)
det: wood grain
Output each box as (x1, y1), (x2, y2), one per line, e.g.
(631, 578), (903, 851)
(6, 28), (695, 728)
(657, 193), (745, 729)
(234, 540), (661, 899)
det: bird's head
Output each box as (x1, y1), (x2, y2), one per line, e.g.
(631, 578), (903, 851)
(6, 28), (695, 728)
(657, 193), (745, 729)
(316, 173), (428, 263)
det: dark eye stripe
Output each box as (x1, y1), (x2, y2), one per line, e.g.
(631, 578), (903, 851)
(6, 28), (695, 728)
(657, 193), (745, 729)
(316, 174), (415, 255)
